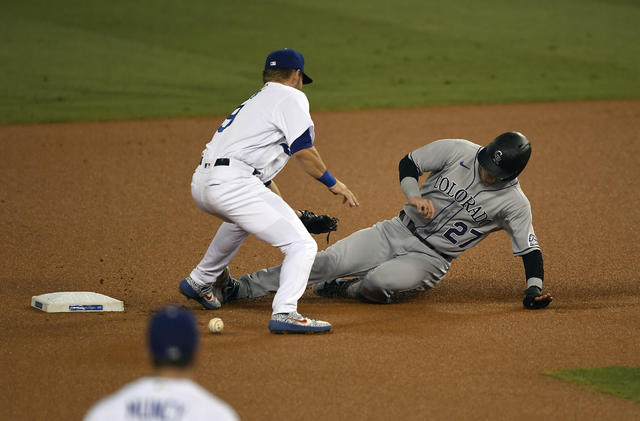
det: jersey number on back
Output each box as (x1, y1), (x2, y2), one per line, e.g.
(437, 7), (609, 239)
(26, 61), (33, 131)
(217, 104), (245, 133)
(444, 222), (483, 248)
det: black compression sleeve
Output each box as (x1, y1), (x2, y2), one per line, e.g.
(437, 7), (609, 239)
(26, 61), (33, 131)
(521, 250), (544, 280)
(398, 154), (420, 182)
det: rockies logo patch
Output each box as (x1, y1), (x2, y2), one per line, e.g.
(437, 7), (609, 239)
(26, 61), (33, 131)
(528, 233), (538, 246)
(493, 150), (503, 164)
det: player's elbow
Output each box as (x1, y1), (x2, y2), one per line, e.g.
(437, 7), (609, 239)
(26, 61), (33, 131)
(398, 155), (420, 182)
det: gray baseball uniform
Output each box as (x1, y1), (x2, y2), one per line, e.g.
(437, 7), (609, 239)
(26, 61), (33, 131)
(236, 138), (540, 303)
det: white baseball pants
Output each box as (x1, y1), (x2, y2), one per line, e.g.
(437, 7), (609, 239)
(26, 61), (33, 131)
(188, 159), (317, 315)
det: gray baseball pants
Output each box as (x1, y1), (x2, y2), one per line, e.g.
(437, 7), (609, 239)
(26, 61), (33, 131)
(236, 216), (451, 303)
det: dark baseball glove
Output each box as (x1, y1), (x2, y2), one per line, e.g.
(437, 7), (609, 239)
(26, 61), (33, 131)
(523, 285), (553, 310)
(299, 210), (338, 234)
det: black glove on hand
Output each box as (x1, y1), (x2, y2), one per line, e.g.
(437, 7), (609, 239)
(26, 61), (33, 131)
(299, 210), (338, 234)
(523, 285), (552, 310)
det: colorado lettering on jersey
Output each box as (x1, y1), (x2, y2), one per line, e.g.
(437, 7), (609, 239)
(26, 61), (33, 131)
(432, 174), (491, 225)
(126, 399), (185, 420)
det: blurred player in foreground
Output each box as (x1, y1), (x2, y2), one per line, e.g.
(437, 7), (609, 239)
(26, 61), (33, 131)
(84, 306), (238, 421)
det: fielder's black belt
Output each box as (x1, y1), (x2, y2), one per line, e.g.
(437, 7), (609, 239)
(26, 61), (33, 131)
(199, 157), (230, 168)
(398, 210), (453, 262)
(199, 158), (260, 175)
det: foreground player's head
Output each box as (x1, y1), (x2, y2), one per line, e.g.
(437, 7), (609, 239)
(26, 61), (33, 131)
(263, 48), (313, 88)
(478, 131), (531, 182)
(148, 306), (199, 368)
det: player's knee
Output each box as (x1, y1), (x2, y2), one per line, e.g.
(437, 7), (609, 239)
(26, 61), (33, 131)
(301, 236), (318, 256)
(283, 235), (317, 259)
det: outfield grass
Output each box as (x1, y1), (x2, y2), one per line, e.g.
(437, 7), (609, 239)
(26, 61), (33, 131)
(2, 0), (640, 124)
(546, 366), (640, 403)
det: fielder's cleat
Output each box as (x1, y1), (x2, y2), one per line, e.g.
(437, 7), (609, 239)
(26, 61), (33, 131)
(312, 277), (359, 298)
(179, 276), (221, 310)
(268, 311), (332, 334)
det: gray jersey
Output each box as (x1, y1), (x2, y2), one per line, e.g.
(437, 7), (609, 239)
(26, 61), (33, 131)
(235, 138), (541, 304)
(403, 138), (540, 259)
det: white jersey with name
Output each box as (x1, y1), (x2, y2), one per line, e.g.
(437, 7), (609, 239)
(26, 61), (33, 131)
(203, 81), (315, 183)
(83, 377), (239, 421)
(403, 138), (540, 258)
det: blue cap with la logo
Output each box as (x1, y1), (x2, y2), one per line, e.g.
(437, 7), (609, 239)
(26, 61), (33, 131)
(264, 48), (313, 84)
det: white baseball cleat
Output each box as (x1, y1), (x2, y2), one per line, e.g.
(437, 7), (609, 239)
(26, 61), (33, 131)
(179, 276), (221, 310)
(268, 311), (332, 334)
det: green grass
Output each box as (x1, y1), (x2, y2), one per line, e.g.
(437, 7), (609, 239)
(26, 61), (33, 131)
(2, 0), (640, 124)
(546, 366), (640, 403)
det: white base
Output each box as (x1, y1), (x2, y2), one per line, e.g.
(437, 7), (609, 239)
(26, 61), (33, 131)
(31, 292), (124, 313)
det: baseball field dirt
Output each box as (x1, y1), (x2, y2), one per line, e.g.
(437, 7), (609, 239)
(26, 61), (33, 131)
(1, 100), (639, 420)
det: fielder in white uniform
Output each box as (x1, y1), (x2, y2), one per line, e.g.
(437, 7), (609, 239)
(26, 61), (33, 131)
(179, 48), (359, 334)
(83, 306), (238, 421)
(223, 132), (553, 310)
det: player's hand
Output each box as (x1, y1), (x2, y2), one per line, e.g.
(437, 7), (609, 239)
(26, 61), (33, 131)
(329, 180), (359, 207)
(523, 286), (553, 309)
(408, 196), (435, 219)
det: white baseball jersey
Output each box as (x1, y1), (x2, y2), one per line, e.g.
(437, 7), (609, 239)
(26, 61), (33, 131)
(203, 81), (315, 183)
(403, 138), (540, 258)
(83, 377), (238, 421)
(189, 80), (319, 315)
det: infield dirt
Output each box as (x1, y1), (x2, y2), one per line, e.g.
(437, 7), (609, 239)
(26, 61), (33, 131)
(1, 100), (639, 420)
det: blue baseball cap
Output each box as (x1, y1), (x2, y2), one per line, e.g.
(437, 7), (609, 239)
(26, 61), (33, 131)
(148, 306), (199, 365)
(265, 48), (313, 84)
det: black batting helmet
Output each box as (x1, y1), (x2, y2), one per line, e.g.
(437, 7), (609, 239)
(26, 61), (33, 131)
(478, 131), (531, 181)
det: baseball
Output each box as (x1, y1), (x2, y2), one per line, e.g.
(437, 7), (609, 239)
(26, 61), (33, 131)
(208, 317), (224, 334)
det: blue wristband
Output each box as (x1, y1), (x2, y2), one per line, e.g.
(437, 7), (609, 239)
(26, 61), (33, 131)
(316, 170), (337, 188)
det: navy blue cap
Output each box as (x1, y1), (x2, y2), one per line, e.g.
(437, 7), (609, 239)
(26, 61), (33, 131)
(148, 306), (199, 365)
(265, 49), (313, 84)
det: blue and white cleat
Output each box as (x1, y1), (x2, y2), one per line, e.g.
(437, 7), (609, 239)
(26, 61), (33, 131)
(268, 311), (332, 334)
(179, 276), (221, 310)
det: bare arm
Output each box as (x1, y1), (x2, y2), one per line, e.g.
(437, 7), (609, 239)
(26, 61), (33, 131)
(293, 147), (359, 207)
(292, 146), (328, 178)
